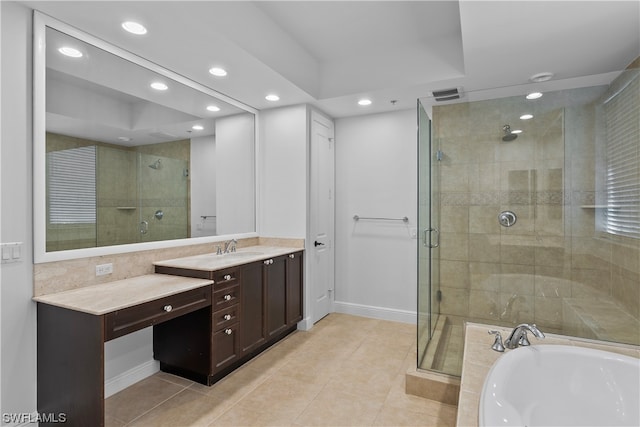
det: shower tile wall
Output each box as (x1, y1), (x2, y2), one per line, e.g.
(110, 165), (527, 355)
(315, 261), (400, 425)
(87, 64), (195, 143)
(432, 78), (640, 345)
(46, 133), (191, 250)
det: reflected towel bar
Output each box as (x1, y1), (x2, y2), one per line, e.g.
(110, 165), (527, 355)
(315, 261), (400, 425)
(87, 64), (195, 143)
(353, 215), (409, 223)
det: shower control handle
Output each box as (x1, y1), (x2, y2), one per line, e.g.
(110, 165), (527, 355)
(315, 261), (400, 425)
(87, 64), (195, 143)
(139, 220), (148, 234)
(498, 211), (517, 227)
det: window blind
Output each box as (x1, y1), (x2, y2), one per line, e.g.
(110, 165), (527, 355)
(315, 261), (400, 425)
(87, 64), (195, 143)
(47, 145), (97, 224)
(604, 74), (640, 239)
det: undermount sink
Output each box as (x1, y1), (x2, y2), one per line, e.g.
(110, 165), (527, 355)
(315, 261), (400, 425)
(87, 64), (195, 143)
(217, 251), (264, 259)
(479, 344), (640, 427)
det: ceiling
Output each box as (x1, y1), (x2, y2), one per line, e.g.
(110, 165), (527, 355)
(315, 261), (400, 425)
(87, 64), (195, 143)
(22, 1), (640, 118)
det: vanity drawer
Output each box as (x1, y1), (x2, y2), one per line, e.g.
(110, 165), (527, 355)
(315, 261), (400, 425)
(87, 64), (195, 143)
(105, 287), (211, 341)
(213, 267), (240, 289)
(212, 284), (240, 312)
(213, 304), (240, 332)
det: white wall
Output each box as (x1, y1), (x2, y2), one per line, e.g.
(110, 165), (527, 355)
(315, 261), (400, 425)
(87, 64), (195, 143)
(258, 105), (308, 238)
(334, 108), (417, 323)
(1, 1), (37, 417)
(190, 135), (217, 237)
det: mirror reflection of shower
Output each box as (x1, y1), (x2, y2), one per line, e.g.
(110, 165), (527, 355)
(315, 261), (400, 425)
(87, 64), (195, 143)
(502, 124), (518, 141)
(149, 159), (162, 170)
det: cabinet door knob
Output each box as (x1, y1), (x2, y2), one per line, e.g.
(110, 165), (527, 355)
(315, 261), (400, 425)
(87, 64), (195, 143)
(163, 305), (172, 312)
(224, 314), (232, 321)
(224, 294), (232, 301)
(224, 274), (232, 281)
(225, 328), (233, 335)
(289, 254), (295, 259)
(264, 259), (274, 265)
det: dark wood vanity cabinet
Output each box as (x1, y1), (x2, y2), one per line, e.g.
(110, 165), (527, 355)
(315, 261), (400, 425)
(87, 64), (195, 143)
(239, 261), (266, 355)
(286, 252), (303, 326)
(265, 255), (288, 339)
(153, 250), (304, 385)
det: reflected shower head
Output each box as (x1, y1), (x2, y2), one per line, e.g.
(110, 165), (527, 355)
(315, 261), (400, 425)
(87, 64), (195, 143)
(502, 125), (518, 142)
(149, 159), (162, 169)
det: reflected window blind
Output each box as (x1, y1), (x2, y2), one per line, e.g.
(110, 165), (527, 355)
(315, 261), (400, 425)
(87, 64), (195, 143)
(604, 75), (640, 239)
(47, 146), (96, 224)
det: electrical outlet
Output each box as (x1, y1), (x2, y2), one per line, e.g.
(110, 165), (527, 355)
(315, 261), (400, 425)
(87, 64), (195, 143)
(96, 263), (113, 276)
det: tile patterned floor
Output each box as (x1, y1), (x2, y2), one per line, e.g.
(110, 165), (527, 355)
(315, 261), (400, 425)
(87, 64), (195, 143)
(105, 313), (458, 426)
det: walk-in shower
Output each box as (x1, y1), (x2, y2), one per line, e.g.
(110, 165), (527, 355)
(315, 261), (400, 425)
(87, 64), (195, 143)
(417, 64), (640, 376)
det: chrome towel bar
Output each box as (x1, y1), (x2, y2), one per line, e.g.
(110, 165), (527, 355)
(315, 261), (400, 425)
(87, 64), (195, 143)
(353, 215), (409, 223)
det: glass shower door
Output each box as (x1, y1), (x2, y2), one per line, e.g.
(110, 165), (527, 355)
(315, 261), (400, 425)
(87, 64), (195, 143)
(417, 100), (441, 369)
(137, 152), (189, 243)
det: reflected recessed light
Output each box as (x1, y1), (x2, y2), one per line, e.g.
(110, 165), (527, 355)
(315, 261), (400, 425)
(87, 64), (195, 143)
(520, 114), (533, 120)
(209, 67), (228, 77)
(122, 21), (147, 35)
(511, 129), (523, 134)
(265, 94), (280, 102)
(58, 47), (83, 58)
(192, 125), (204, 131)
(529, 72), (554, 83)
(206, 105), (221, 112)
(150, 82), (168, 91)
(358, 99), (372, 106)
(526, 92), (543, 100)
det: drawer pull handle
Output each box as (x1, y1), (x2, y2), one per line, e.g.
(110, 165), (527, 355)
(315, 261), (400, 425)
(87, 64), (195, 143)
(163, 305), (173, 312)
(224, 314), (232, 321)
(264, 259), (274, 265)
(224, 274), (232, 281)
(224, 294), (232, 301)
(225, 328), (233, 335)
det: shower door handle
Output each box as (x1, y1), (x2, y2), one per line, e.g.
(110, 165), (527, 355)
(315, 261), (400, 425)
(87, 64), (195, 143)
(427, 227), (439, 248)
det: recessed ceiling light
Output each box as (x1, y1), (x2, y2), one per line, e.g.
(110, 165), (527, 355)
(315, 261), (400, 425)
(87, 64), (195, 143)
(358, 99), (372, 106)
(206, 105), (221, 112)
(209, 67), (228, 77)
(150, 82), (168, 91)
(526, 92), (543, 100)
(529, 72), (554, 83)
(265, 94), (280, 102)
(520, 114), (534, 120)
(58, 47), (83, 58)
(192, 125), (204, 131)
(122, 21), (147, 35)
(117, 136), (132, 142)
(511, 129), (523, 134)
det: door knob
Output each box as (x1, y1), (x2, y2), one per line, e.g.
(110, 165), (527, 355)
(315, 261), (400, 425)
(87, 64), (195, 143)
(314, 241), (325, 247)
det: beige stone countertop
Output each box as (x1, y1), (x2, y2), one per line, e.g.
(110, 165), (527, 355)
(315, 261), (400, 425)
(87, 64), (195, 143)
(153, 245), (303, 271)
(32, 274), (213, 315)
(456, 322), (640, 427)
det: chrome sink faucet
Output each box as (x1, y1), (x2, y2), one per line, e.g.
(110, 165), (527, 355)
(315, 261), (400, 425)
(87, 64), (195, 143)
(504, 323), (545, 349)
(223, 238), (237, 254)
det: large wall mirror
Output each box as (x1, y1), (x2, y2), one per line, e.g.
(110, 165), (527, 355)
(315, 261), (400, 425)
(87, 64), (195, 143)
(34, 12), (258, 263)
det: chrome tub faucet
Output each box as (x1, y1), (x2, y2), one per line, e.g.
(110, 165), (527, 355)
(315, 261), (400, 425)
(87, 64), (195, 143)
(504, 323), (545, 349)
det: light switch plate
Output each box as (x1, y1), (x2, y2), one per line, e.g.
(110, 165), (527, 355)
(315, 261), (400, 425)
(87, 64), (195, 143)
(1, 242), (23, 263)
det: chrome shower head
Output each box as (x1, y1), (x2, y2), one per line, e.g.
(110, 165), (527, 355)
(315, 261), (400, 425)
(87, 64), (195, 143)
(149, 159), (161, 169)
(502, 125), (518, 142)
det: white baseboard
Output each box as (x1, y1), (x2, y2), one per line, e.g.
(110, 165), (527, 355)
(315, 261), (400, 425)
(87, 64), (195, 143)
(105, 359), (159, 398)
(297, 316), (313, 331)
(334, 301), (416, 324)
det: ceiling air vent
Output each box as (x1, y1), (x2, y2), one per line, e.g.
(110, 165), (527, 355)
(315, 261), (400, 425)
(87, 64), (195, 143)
(432, 87), (462, 102)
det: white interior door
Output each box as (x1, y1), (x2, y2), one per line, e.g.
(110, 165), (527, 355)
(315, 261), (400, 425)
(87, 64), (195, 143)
(310, 111), (335, 323)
